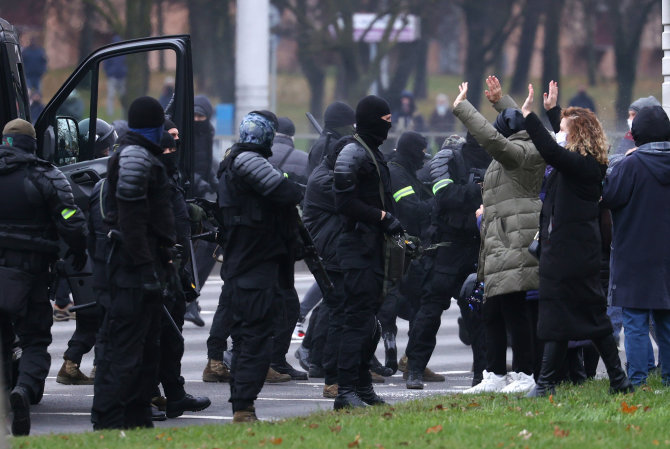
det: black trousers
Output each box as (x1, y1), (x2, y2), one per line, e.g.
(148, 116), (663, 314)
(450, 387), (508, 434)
(321, 270), (345, 386)
(91, 264), (162, 430)
(406, 267), (465, 373)
(307, 304), (329, 368)
(64, 300), (105, 366)
(457, 296), (487, 378)
(0, 258), (52, 404)
(158, 297), (186, 401)
(229, 261), (279, 412)
(206, 283), (232, 360)
(481, 291), (534, 376)
(337, 265), (383, 388)
(195, 240), (218, 288)
(271, 284), (300, 365)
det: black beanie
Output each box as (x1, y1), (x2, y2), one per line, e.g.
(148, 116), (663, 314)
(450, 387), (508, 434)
(128, 96), (164, 128)
(631, 106), (670, 147)
(493, 108), (525, 138)
(324, 101), (355, 128)
(277, 117), (295, 136)
(397, 131), (427, 157)
(164, 118), (177, 131)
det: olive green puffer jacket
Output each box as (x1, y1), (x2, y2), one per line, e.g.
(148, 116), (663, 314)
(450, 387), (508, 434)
(453, 96), (545, 298)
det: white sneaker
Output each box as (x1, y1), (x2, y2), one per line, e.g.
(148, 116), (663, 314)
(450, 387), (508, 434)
(291, 318), (306, 340)
(463, 370), (508, 394)
(500, 372), (536, 393)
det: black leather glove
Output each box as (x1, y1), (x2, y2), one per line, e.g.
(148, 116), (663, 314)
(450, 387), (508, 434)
(139, 264), (162, 303)
(380, 212), (404, 236)
(65, 248), (88, 272)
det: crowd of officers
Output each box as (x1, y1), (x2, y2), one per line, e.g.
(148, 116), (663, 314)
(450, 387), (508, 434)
(1, 74), (648, 435)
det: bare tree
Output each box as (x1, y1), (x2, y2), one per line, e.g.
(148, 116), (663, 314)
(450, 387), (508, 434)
(605, 0), (658, 129)
(510, 0), (544, 95)
(459, 0), (524, 110)
(542, 0), (565, 106)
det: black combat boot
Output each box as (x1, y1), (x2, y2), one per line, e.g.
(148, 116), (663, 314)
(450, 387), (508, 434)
(10, 385), (30, 436)
(333, 386), (367, 410)
(406, 370), (424, 390)
(357, 384), (386, 405)
(593, 334), (634, 394)
(166, 393), (212, 418)
(527, 341), (566, 398)
(271, 360), (308, 380)
(184, 301), (205, 327)
(370, 355), (393, 377)
(383, 332), (398, 374)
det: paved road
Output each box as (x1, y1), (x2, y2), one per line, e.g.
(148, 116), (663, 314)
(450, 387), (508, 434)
(27, 270), (552, 434)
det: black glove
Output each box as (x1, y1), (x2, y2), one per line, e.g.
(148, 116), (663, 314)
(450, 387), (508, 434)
(139, 264), (162, 303)
(65, 248), (88, 272)
(380, 212), (404, 236)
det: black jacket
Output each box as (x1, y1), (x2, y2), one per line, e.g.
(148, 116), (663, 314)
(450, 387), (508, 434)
(307, 130), (345, 175)
(0, 145), (87, 256)
(105, 132), (176, 268)
(387, 153), (432, 238)
(525, 112), (610, 341)
(303, 155), (342, 271)
(217, 143), (304, 279)
(193, 120), (217, 197)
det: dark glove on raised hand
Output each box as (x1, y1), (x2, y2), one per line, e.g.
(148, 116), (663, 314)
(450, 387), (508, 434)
(65, 248), (88, 272)
(380, 212), (404, 236)
(140, 264), (162, 303)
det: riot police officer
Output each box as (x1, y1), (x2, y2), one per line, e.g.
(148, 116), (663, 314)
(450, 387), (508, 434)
(217, 111), (304, 422)
(0, 119), (87, 435)
(332, 95), (402, 409)
(91, 96), (176, 429)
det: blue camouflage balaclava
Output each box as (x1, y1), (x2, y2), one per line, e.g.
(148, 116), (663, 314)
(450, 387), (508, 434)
(239, 112), (277, 148)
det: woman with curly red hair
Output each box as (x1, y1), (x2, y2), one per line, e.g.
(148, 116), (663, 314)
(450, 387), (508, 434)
(520, 83), (633, 397)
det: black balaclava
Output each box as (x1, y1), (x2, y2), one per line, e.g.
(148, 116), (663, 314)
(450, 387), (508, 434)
(356, 95), (392, 149)
(632, 105), (670, 147)
(493, 108), (525, 138)
(462, 132), (492, 170)
(396, 131), (427, 172)
(159, 132), (178, 174)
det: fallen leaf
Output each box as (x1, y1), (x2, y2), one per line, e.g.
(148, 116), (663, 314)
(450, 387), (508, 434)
(348, 434), (361, 447)
(375, 445), (385, 449)
(621, 401), (638, 414)
(467, 402), (480, 408)
(553, 426), (569, 438)
(168, 437), (173, 441)
(426, 425), (443, 434)
(382, 412), (393, 419)
(625, 424), (641, 433)
(496, 443), (505, 448)
(518, 429), (532, 440)
(270, 437), (283, 445)
(308, 423), (319, 429)
(399, 442), (409, 446)
(329, 425), (342, 433)
(653, 440), (660, 446)
(99, 435), (104, 439)
(60, 435), (70, 440)
(548, 394), (555, 404)
(156, 433), (166, 440)
(434, 404), (444, 411)
(644, 406), (651, 412)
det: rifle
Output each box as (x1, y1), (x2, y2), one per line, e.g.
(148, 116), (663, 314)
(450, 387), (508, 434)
(305, 112), (323, 134)
(295, 210), (334, 297)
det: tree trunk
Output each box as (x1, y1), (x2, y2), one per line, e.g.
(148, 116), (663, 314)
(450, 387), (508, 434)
(541, 0), (564, 107)
(412, 38), (429, 99)
(510, 0), (543, 95)
(583, 0), (597, 86)
(123, 0), (152, 111)
(463, 6), (488, 111)
(78, 1), (95, 63)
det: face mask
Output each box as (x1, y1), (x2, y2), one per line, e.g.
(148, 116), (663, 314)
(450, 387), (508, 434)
(436, 105), (448, 116)
(555, 131), (567, 147)
(627, 118), (633, 130)
(159, 152), (179, 174)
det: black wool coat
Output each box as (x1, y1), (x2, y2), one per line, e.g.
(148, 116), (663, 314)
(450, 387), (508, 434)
(524, 112), (612, 341)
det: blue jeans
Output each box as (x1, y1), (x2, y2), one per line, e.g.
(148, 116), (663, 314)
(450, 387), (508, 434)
(622, 308), (670, 385)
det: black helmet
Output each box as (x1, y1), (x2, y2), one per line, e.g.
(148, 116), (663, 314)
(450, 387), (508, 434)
(78, 118), (117, 157)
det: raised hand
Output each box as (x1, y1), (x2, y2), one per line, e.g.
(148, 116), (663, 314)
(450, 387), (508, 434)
(453, 82), (468, 108)
(543, 80), (558, 111)
(521, 84), (534, 117)
(484, 76), (502, 104)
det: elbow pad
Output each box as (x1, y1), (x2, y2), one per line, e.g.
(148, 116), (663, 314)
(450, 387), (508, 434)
(333, 143), (367, 192)
(117, 145), (153, 201)
(233, 151), (284, 196)
(429, 148), (454, 183)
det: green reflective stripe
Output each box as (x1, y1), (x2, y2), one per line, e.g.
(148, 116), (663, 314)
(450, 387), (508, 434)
(284, 172), (289, 178)
(393, 186), (415, 202)
(432, 179), (453, 195)
(61, 208), (77, 220)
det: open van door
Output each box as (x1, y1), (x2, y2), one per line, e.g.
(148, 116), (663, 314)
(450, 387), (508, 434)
(34, 35), (194, 209)
(0, 18), (31, 127)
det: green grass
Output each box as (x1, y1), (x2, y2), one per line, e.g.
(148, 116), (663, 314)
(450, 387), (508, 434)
(16, 376), (670, 449)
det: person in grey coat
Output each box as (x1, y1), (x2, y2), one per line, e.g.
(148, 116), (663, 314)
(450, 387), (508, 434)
(269, 117), (308, 184)
(602, 105), (670, 387)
